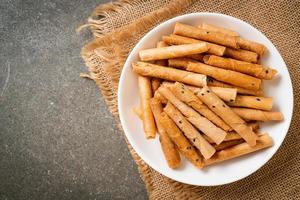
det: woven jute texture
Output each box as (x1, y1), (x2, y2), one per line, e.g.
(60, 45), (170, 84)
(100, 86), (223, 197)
(80, 0), (300, 199)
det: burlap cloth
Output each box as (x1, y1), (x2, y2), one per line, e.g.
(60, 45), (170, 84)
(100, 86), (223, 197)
(80, 0), (300, 199)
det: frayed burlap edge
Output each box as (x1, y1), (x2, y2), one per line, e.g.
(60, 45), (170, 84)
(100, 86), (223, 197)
(80, 0), (194, 199)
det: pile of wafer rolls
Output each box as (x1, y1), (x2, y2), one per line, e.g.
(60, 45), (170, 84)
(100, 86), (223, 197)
(131, 22), (283, 169)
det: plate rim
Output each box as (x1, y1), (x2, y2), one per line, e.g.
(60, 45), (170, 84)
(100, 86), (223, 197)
(117, 12), (294, 186)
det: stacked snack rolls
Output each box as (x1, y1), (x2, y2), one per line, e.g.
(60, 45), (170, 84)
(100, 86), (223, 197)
(132, 22), (281, 169)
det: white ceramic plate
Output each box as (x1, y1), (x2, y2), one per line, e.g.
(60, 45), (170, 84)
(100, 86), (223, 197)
(118, 13), (293, 186)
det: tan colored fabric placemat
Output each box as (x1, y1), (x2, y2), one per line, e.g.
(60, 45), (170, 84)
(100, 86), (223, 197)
(80, 0), (300, 199)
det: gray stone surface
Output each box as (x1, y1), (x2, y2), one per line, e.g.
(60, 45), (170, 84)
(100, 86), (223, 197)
(0, 0), (147, 199)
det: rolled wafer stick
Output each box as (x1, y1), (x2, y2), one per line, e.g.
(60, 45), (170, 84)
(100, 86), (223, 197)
(207, 78), (263, 96)
(139, 43), (208, 61)
(170, 82), (232, 131)
(238, 38), (267, 56)
(228, 95), (273, 111)
(198, 86), (258, 146)
(164, 102), (216, 159)
(158, 134), (181, 169)
(159, 87), (226, 145)
(154, 91), (167, 104)
(204, 134), (273, 167)
(224, 48), (258, 63)
(200, 23), (250, 63)
(193, 86), (237, 102)
(163, 34), (226, 56)
(162, 81), (237, 102)
(174, 22), (239, 49)
(168, 57), (198, 69)
(138, 76), (156, 139)
(232, 108), (283, 121)
(150, 98), (181, 168)
(187, 62), (261, 90)
(199, 23), (239, 37)
(213, 139), (245, 151)
(159, 112), (204, 168)
(204, 122), (260, 143)
(204, 55), (277, 80)
(132, 62), (207, 87)
(151, 41), (169, 93)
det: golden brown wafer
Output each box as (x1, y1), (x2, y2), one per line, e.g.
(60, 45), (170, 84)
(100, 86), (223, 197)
(207, 78), (263, 96)
(174, 22), (239, 49)
(198, 86), (258, 146)
(228, 95), (273, 111)
(200, 23), (239, 37)
(162, 81), (237, 102)
(204, 134), (273, 167)
(159, 87), (226, 145)
(159, 112), (204, 168)
(204, 55), (277, 80)
(168, 57), (198, 69)
(224, 48), (258, 63)
(170, 82), (232, 131)
(138, 76), (156, 139)
(139, 43), (208, 61)
(132, 62), (207, 87)
(193, 86), (237, 102)
(155, 41), (169, 66)
(164, 102), (216, 159)
(151, 41), (169, 93)
(150, 98), (181, 168)
(187, 62), (261, 90)
(232, 108), (283, 121)
(238, 38), (267, 56)
(204, 122), (260, 143)
(163, 34), (226, 56)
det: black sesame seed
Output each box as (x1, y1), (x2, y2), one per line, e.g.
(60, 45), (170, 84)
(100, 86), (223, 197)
(212, 105), (215, 108)
(196, 159), (199, 162)
(201, 93), (204, 96)
(266, 70), (269, 74)
(256, 98), (261, 101)
(207, 90), (210, 93)
(187, 146), (192, 150)
(222, 104), (226, 107)
(207, 77), (213, 82)
(193, 138), (196, 142)
(179, 120), (182, 124)
(230, 99), (234, 102)
(181, 91), (184, 94)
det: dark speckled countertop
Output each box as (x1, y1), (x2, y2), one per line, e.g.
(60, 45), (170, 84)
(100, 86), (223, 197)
(0, 0), (147, 199)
